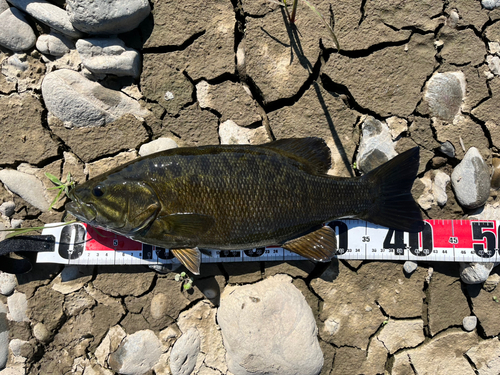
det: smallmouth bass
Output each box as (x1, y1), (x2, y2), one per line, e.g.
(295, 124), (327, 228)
(66, 138), (423, 274)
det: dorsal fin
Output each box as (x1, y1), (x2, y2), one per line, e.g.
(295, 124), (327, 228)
(261, 138), (331, 174)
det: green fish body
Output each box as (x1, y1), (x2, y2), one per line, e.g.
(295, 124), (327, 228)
(66, 138), (422, 274)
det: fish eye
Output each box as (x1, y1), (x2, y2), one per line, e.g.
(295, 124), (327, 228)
(92, 185), (105, 197)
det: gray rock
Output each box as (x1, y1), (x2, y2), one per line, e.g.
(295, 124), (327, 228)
(451, 147), (490, 209)
(170, 328), (200, 375)
(76, 38), (140, 78)
(357, 116), (397, 173)
(377, 319), (425, 354)
(0, 0), (8, 13)
(433, 170), (451, 206)
(463, 316), (478, 332)
(483, 273), (500, 292)
(219, 120), (270, 145)
(465, 339), (500, 375)
(0, 302), (8, 369)
(36, 31), (73, 57)
(139, 138), (178, 157)
(0, 272), (17, 296)
(403, 261), (418, 274)
(0, 7), (36, 52)
(218, 274), (323, 375)
(6, 291), (28, 322)
(32, 322), (51, 343)
(460, 262), (498, 284)
(440, 141), (455, 158)
(108, 330), (161, 375)
(487, 55), (500, 76)
(0, 169), (50, 211)
(41, 69), (150, 127)
(67, 0), (150, 35)
(0, 202), (15, 218)
(424, 72), (466, 122)
(483, 0), (500, 9)
(7, 0), (83, 38)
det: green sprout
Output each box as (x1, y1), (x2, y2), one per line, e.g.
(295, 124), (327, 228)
(273, 0), (340, 50)
(0, 172), (77, 239)
(493, 296), (499, 303)
(175, 271), (194, 291)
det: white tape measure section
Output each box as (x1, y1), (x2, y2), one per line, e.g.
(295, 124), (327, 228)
(36, 219), (500, 266)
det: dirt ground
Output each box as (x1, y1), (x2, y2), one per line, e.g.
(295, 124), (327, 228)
(1, 0), (500, 374)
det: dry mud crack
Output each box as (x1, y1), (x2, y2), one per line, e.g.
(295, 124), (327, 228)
(1, 0), (500, 374)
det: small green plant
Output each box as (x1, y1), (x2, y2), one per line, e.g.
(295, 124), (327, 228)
(275, 0), (340, 50)
(382, 318), (390, 325)
(175, 271), (194, 291)
(45, 172), (75, 210)
(493, 296), (499, 303)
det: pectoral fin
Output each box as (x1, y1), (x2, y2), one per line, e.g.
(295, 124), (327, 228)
(171, 248), (201, 275)
(283, 226), (337, 261)
(158, 213), (215, 237)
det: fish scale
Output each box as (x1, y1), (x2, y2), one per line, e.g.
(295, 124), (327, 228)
(66, 138), (423, 274)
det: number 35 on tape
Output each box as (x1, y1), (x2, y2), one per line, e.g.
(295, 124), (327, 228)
(330, 219), (500, 263)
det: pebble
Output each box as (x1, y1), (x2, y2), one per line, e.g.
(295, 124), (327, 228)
(0, 169), (50, 211)
(0, 7), (36, 52)
(6, 291), (28, 322)
(451, 147), (490, 209)
(482, 0), (500, 9)
(489, 42), (500, 55)
(150, 293), (169, 320)
(487, 55), (500, 75)
(483, 273), (500, 292)
(0, 202), (15, 218)
(7, 0), (83, 38)
(462, 316), (477, 332)
(357, 116), (397, 173)
(439, 141), (455, 158)
(32, 322), (51, 343)
(433, 170), (450, 206)
(459, 262), (498, 284)
(218, 274), (323, 375)
(0, 302), (8, 369)
(139, 138), (178, 157)
(219, 120), (269, 145)
(67, 0), (151, 35)
(403, 261), (418, 275)
(36, 31), (73, 57)
(170, 328), (201, 375)
(108, 330), (162, 375)
(41, 69), (150, 128)
(0, 272), (17, 296)
(76, 38), (141, 78)
(424, 72), (465, 122)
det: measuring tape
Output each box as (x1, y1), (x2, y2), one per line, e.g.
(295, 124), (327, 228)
(34, 220), (500, 266)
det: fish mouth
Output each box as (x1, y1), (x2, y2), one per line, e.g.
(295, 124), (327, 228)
(66, 201), (97, 224)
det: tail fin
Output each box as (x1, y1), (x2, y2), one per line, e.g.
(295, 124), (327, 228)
(360, 147), (424, 232)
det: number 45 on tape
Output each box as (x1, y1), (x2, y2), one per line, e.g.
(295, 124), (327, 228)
(36, 220), (500, 266)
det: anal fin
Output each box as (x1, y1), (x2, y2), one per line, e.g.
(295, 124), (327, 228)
(283, 226), (337, 262)
(171, 248), (201, 275)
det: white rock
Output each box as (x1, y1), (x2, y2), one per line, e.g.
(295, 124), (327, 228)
(0, 0), (8, 12)
(41, 69), (150, 128)
(9, 339), (27, 357)
(403, 261), (418, 274)
(487, 55), (500, 75)
(451, 147), (490, 209)
(489, 42), (500, 55)
(0, 7), (36, 52)
(6, 291), (28, 322)
(433, 170), (450, 206)
(483, 0), (500, 9)
(6, 0), (83, 38)
(219, 120), (269, 145)
(469, 202), (500, 221)
(139, 138), (178, 157)
(466, 339), (500, 375)
(0, 202), (15, 218)
(483, 273), (500, 292)
(36, 31), (73, 57)
(170, 328), (201, 375)
(218, 274), (323, 375)
(357, 116), (397, 173)
(0, 169), (50, 211)
(0, 302), (8, 369)
(462, 316), (477, 332)
(108, 330), (161, 375)
(417, 173), (434, 210)
(51, 266), (93, 294)
(460, 262), (498, 284)
(0, 272), (17, 296)
(67, 0), (151, 35)
(76, 38), (141, 78)
(424, 71), (466, 122)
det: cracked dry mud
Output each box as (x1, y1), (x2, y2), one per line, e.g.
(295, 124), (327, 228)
(2, 0), (500, 374)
